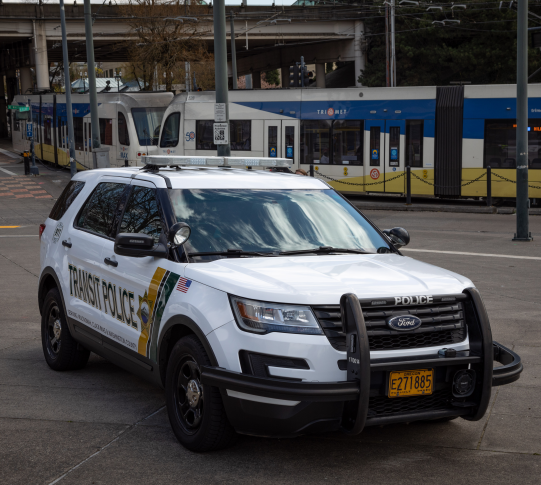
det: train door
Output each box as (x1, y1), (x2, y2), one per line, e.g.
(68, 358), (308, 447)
(364, 120), (385, 192)
(264, 120), (299, 166)
(384, 120), (406, 193)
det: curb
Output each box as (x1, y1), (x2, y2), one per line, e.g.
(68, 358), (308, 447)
(351, 202), (541, 215)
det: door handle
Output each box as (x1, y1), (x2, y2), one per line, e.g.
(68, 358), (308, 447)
(104, 257), (118, 267)
(62, 240), (72, 248)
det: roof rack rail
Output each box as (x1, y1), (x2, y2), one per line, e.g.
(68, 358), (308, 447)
(141, 155), (291, 168)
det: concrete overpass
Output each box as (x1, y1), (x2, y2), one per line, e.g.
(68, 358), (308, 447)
(0, 2), (367, 135)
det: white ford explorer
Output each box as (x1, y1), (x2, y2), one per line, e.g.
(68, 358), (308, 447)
(38, 156), (522, 452)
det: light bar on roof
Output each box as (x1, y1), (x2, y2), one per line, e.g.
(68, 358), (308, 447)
(142, 155), (225, 166)
(225, 157), (290, 167)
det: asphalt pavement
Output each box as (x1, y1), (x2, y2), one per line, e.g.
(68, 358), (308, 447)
(1, 154), (540, 484)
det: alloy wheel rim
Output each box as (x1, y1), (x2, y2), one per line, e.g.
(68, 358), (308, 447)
(175, 358), (204, 433)
(47, 304), (62, 357)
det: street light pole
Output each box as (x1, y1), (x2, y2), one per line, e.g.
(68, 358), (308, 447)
(213, 0), (231, 156)
(514, 0), (532, 241)
(230, 11), (238, 90)
(60, 0), (77, 177)
(84, 0), (101, 152)
(391, 0), (396, 87)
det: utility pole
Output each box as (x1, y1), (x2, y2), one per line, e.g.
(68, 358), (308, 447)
(84, 0), (100, 152)
(185, 62), (190, 92)
(213, 0), (231, 156)
(60, 0), (76, 177)
(391, 0), (396, 87)
(514, 0), (532, 240)
(230, 11), (238, 90)
(385, 2), (390, 87)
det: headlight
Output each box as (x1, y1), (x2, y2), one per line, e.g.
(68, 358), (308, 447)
(229, 296), (323, 335)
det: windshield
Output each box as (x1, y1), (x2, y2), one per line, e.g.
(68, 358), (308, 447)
(131, 107), (166, 146)
(169, 189), (391, 260)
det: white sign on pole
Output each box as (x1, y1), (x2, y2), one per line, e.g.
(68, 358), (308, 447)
(213, 123), (229, 145)
(214, 103), (226, 122)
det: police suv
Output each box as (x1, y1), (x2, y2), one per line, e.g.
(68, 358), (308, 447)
(38, 156), (522, 452)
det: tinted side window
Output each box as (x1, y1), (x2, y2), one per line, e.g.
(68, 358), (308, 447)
(76, 183), (127, 237)
(49, 181), (86, 221)
(119, 186), (163, 242)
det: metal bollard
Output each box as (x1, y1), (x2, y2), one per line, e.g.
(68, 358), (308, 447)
(487, 166), (492, 207)
(406, 166), (412, 205)
(310, 164), (314, 177)
(23, 152), (30, 175)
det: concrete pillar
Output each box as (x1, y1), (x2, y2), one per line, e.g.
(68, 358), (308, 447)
(354, 20), (365, 87)
(245, 73), (252, 89)
(281, 65), (289, 87)
(316, 63), (326, 88)
(20, 67), (33, 94)
(34, 21), (50, 90)
(252, 71), (261, 89)
(0, 75), (8, 137)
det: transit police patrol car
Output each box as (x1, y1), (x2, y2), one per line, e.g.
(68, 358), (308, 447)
(38, 155), (523, 452)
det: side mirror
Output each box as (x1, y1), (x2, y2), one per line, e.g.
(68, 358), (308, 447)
(382, 227), (410, 249)
(114, 233), (168, 258)
(168, 222), (191, 248)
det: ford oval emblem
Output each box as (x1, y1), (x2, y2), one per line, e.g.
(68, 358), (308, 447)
(387, 315), (422, 331)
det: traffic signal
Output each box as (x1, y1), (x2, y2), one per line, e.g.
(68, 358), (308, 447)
(302, 66), (313, 87)
(289, 64), (300, 87)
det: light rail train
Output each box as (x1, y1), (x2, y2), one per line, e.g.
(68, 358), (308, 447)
(157, 84), (541, 200)
(10, 92), (173, 170)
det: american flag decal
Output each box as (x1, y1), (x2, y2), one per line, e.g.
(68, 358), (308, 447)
(176, 277), (192, 293)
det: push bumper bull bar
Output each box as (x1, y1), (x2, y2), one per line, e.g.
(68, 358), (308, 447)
(200, 288), (522, 435)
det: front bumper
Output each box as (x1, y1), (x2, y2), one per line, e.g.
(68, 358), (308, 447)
(201, 288), (522, 437)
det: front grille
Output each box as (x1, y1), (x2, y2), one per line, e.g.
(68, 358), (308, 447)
(368, 389), (453, 417)
(312, 296), (467, 352)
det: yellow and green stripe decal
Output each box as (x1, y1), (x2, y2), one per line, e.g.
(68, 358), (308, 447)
(137, 267), (180, 361)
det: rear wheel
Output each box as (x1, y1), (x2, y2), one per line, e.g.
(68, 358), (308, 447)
(41, 288), (90, 371)
(165, 335), (236, 452)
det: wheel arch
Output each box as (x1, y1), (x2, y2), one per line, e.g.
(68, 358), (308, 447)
(38, 267), (65, 316)
(157, 315), (219, 388)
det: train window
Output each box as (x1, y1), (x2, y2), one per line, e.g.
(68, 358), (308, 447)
(484, 119), (541, 169)
(301, 120), (332, 164)
(332, 120), (363, 165)
(74, 118), (84, 151)
(132, 108), (165, 146)
(99, 118), (113, 145)
(160, 112), (181, 148)
(369, 127), (381, 166)
(118, 112), (130, 146)
(268, 126), (278, 157)
(285, 126), (294, 159)
(44, 117), (52, 146)
(196, 120), (251, 151)
(32, 110), (40, 143)
(389, 127), (400, 167)
(406, 120), (423, 168)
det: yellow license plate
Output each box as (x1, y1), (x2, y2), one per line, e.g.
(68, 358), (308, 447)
(388, 369), (433, 398)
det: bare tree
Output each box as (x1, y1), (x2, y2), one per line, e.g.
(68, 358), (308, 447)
(120, 0), (213, 92)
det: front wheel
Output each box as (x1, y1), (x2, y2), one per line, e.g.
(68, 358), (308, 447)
(165, 335), (236, 452)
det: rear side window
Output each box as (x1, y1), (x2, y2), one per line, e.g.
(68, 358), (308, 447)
(119, 186), (163, 242)
(49, 181), (85, 221)
(76, 182), (127, 237)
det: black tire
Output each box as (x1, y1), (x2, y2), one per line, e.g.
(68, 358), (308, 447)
(41, 288), (90, 371)
(165, 335), (237, 452)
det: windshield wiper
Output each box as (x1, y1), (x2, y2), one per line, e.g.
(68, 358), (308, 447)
(279, 246), (371, 256)
(187, 248), (276, 258)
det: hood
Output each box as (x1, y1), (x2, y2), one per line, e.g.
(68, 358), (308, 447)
(185, 254), (474, 305)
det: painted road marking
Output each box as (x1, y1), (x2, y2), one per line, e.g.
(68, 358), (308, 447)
(403, 248), (541, 261)
(0, 226), (20, 228)
(0, 148), (21, 159)
(0, 167), (17, 176)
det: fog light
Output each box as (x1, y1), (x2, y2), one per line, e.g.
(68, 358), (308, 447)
(452, 369), (476, 398)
